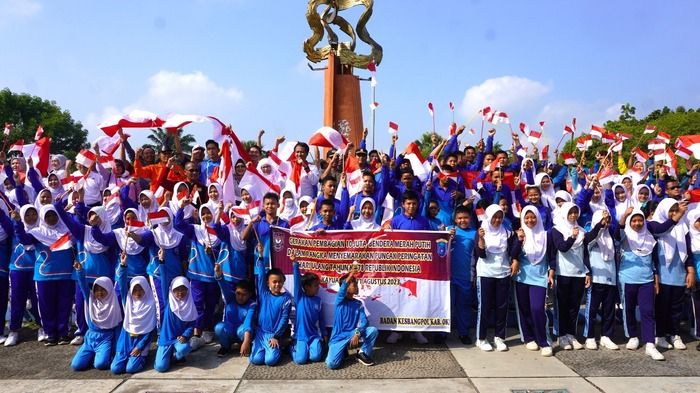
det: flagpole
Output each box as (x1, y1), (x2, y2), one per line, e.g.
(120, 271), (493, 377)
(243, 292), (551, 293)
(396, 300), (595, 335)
(554, 133), (567, 152)
(371, 79), (376, 151)
(480, 119), (485, 140)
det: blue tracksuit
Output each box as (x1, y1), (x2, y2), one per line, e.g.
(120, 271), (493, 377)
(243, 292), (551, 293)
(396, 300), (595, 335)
(448, 225), (477, 336)
(214, 275), (256, 349)
(291, 262), (326, 364)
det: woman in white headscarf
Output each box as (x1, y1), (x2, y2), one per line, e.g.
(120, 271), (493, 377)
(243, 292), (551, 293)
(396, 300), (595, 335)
(649, 198), (693, 350)
(631, 184), (652, 210)
(111, 273), (156, 375)
(203, 183), (224, 222)
(153, 273), (197, 373)
(169, 182), (195, 223)
(551, 202), (591, 351)
(474, 204), (517, 352)
(581, 209), (619, 350)
(50, 154), (68, 179)
(607, 183), (631, 223)
(137, 190), (159, 223)
(617, 207), (664, 360)
(535, 173), (556, 210)
(257, 158), (283, 189)
(513, 205), (553, 356)
(346, 197), (380, 230)
(71, 265), (122, 371)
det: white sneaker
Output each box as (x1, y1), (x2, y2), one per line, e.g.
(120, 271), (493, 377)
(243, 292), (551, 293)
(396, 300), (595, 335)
(202, 331), (215, 344)
(671, 335), (686, 350)
(412, 332), (429, 344)
(70, 336), (84, 346)
(4, 332), (19, 347)
(655, 336), (673, 349)
(568, 335), (583, 350)
(386, 332), (402, 344)
(626, 337), (639, 350)
(190, 336), (204, 351)
(476, 339), (493, 352)
(559, 336), (572, 350)
(37, 328), (47, 342)
(494, 337), (508, 352)
(600, 336), (619, 350)
(645, 343), (665, 361)
(525, 341), (539, 351)
(540, 346), (553, 357)
(585, 338), (598, 350)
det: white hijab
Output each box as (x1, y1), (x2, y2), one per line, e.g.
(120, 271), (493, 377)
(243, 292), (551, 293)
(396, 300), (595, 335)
(589, 186), (607, 214)
(624, 209), (656, 257)
(33, 189), (52, 211)
(202, 183), (223, 220)
(28, 204), (72, 249)
(226, 214), (247, 251)
(137, 190), (159, 222)
(651, 198), (687, 265)
(123, 276), (157, 335)
(536, 173), (556, 210)
(19, 205), (38, 250)
(87, 277), (122, 330)
(279, 189), (300, 222)
(688, 209), (700, 254)
(103, 187), (122, 226)
(170, 181), (195, 220)
(520, 205), (547, 265)
(44, 173), (65, 199)
(612, 183), (631, 222)
(114, 208), (147, 255)
(152, 207), (183, 249)
(481, 204), (508, 254)
(631, 184), (651, 209)
(351, 198), (379, 230)
(169, 276), (198, 322)
(554, 202), (585, 249)
(194, 205), (220, 247)
(552, 190), (573, 218)
(590, 210), (614, 261)
(84, 206), (111, 254)
(520, 158), (536, 184)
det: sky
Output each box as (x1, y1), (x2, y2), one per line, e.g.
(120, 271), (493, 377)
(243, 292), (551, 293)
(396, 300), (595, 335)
(1, 0), (700, 152)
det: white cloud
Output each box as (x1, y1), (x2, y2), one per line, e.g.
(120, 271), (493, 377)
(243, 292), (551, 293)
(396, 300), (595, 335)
(460, 76), (552, 117)
(0, 0), (42, 20)
(534, 100), (623, 146)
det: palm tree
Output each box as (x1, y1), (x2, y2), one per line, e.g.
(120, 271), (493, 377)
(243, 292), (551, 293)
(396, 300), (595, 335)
(147, 127), (196, 153)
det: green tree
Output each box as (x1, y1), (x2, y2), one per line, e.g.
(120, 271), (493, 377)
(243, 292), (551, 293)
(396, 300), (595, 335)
(0, 88), (87, 158)
(416, 132), (445, 158)
(619, 103), (637, 121)
(147, 127), (196, 153)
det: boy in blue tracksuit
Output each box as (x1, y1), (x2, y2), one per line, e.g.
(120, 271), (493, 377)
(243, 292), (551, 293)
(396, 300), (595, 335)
(213, 264), (256, 357)
(291, 259), (327, 364)
(250, 246), (293, 366)
(326, 265), (378, 369)
(448, 205), (477, 344)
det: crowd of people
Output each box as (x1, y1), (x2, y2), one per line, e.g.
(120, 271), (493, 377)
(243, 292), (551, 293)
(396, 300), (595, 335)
(0, 123), (698, 375)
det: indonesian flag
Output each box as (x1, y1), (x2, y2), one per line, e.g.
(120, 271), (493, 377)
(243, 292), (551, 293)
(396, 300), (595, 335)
(344, 154), (363, 197)
(590, 125), (606, 140)
(217, 138), (237, 204)
(288, 213), (306, 230)
(601, 132), (617, 145)
(308, 126), (349, 150)
(519, 123), (541, 144)
(403, 142), (432, 182)
(49, 232), (73, 251)
(480, 106), (492, 120)
(448, 122), (457, 136)
(239, 162), (282, 198)
(449, 102), (455, 112)
(125, 218), (145, 228)
(598, 169), (616, 186)
(469, 128), (476, 135)
(658, 131), (671, 144)
(34, 125), (44, 141)
(147, 210), (170, 225)
(369, 102), (379, 111)
(61, 175), (82, 186)
(267, 150), (292, 180)
(231, 200), (261, 219)
(653, 149), (668, 162)
(539, 121), (545, 129)
(3, 122), (11, 136)
(608, 139), (623, 153)
(563, 117), (577, 135)
(632, 147), (649, 163)
(648, 138), (666, 151)
(95, 132), (129, 156)
(577, 135), (592, 151)
(380, 194), (395, 228)
(540, 145), (549, 161)
(428, 102), (434, 117)
(665, 148), (678, 177)
(388, 121), (399, 136)
(616, 132), (632, 141)
(561, 153), (577, 166)
(644, 124), (657, 134)
(475, 207), (486, 222)
(14, 137), (51, 176)
(75, 149), (97, 168)
(367, 58), (377, 86)
(98, 110), (165, 137)
(677, 135), (700, 159)
(676, 145), (693, 160)
(487, 111), (509, 124)
(9, 139), (23, 152)
(516, 146), (528, 158)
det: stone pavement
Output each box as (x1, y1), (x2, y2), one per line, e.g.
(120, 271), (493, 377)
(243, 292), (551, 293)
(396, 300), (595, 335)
(2, 328), (700, 392)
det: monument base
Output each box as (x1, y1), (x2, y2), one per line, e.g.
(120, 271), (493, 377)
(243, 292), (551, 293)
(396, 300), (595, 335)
(323, 50), (364, 149)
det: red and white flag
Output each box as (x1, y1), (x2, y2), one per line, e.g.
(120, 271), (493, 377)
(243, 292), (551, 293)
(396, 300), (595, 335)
(480, 106), (492, 120)
(665, 148), (678, 177)
(576, 135), (592, 151)
(658, 131), (671, 144)
(632, 147), (649, 163)
(616, 132), (632, 141)
(608, 139), (623, 153)
(98, 110), (165, 137)
(427, 102), (434, 118)
(369, 102), (379, 111)
(519, 123), (541, 144)
(516, 146), (528, 158)
(677, 135), (700, 159)
(126, 218), (146, 228)
(601, 132), (617, 144)
(9, 139), (23, 152)
(403, 142), (432, 182)
(648, 138), (666, 151)
(13, 137), (51, 176)
(75, 149), (97, 168)
(449, 102), (455, 112)
(308, 126), (349, 150)
(644, 124), (656, 134)
(217, 138), (238, 204)
(34, 125), (44, 141)
(468, 128), (476, 135)
(676, 145), (693, 160)
(561, 153), (577, 165)
(590, 125), (606, 140)
(487, 111), (509, 124)
(367, 59), (377, 86)
(231, 200), (261, 219)
(344, 154), (363, 197)
(388, 121), (399, 136)
(95, 132), (129, 156)
(239, 162), (282, 198)
(3, 122), (12, 136)
(49, 232), (73, 251)
(540, 145), (549, 161)
(475, 207), (486, 222)
(653, 149), (668, 162)
(147, 210), (170, 225)
(563, 117), (577, 135)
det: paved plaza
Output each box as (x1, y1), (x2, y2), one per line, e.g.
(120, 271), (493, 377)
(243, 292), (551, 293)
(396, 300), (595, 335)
(2, 327), (700, 392)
